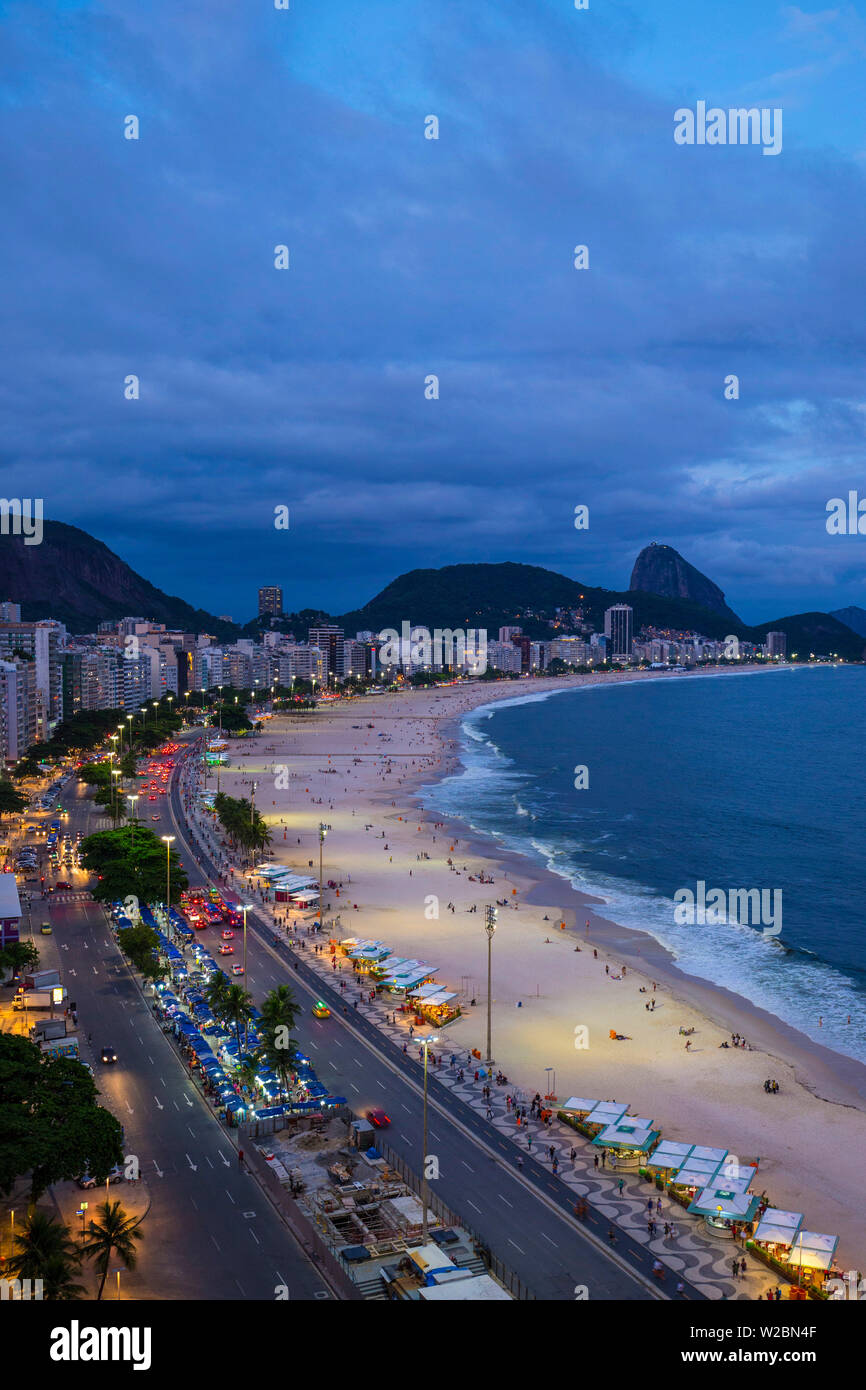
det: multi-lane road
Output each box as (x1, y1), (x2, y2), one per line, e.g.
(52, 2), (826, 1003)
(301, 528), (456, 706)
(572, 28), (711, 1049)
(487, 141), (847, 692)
(167, 738), (671, 1302)
(26, 780), (334, 1301)
(23, 743), (675, 1300)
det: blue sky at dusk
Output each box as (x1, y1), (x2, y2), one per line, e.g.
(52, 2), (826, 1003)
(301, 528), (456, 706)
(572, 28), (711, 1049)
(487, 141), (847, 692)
(2, 0), (866, 622)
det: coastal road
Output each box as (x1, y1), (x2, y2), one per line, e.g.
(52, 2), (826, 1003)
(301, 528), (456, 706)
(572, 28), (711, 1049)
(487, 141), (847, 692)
(170, 738), (673, 1301)
(31, 780), (334, 1302)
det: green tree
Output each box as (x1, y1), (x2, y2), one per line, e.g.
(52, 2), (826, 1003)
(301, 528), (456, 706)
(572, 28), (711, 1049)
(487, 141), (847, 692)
(80, 825), (187, 905)
(0, 778), (28, 819)
(0, 1034), (124, 1204)
(117, 922), (166, 984)
(221, 983), (255, 1051)
(259, 985), (301, 1099)
(5, 1210), (85, 1300)
(82, 1199), (145, 1301)
(0, 939), (40, 978)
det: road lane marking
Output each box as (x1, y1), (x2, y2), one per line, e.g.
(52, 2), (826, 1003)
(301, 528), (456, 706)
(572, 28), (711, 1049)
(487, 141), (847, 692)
(461, 1161), (474, 1172)
(541, 1232), (558, 1247)
(498, 1194), (513, 1208)
(211, 1235), (221, 1251)
(226, 1190), (236, 1204)
(508, 1238), (526, 1255)
(467, 1200), (483, 1214)
(350, 1083), (360, 1093)
(249, 1228), (260, 1245)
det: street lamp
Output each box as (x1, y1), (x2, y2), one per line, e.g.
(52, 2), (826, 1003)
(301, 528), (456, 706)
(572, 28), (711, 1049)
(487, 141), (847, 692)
(318, 823), (327, 930)
(239, 911), (252, 1045)
(161, 835), (174, 910)
(484, 905), (497, 1066)
(128, 795), (138, 856)
(420, 1034), (439, 1242)
(111, 768), (122, 819)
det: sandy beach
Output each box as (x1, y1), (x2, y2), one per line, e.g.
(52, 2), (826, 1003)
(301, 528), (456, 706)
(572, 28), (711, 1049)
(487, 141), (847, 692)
(209, 668), (866, 1274)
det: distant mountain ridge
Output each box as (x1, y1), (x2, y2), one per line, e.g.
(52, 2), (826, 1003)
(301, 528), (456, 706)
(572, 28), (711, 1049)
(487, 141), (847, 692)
(0, 520), (238, 639)
(630, 543), (741, 623)
(831, 606), (866, 639)
(3, 521), (863, 660)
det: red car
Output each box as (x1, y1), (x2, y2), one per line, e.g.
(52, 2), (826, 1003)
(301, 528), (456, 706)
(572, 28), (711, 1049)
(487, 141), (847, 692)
(55, 880), (72, 890)
(366, 1108), (391, 1129)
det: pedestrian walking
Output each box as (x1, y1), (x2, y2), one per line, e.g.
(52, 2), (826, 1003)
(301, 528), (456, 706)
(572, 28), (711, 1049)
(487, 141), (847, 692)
(617, 1178), (624, 1195)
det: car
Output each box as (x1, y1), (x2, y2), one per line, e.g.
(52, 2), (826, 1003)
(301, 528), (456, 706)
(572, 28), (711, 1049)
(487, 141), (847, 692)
(151, 814), (160, 822)
(221, 929), (234, 940)
(218, 944), (234, 955)
(55, 881), (71, 889)
(101, 1046), (117, 1063)
(77, 1165), (124, 1189)
(148, 795), (157, 801)
(231, 963), (244, 975)
(40, 923), (52, 935)
(366, 1108), (391, 1128)
(312, 1002), (331, 1019)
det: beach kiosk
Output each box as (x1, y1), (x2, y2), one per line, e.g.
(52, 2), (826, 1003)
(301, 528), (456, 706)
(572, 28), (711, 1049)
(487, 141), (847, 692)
(645, 1140), (693, 1175)
(752, 1208), (803, 1260)
(687, 1184), (761, 1239)
(591, 1116), (660, 1170)
(786, 1232), (839, 1293)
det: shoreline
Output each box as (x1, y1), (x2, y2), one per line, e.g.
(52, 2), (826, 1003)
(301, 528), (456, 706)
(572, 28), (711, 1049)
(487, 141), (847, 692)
(212, 663), (866, 1268)
(407, 675), (866, 1111)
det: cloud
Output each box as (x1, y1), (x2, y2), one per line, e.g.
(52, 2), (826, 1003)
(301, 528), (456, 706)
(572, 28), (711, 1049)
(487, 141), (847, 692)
(0, 0), (864, 622)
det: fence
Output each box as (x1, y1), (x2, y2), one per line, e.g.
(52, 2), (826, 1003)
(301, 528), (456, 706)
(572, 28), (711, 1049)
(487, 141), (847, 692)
(376, 1138), (535, 1300)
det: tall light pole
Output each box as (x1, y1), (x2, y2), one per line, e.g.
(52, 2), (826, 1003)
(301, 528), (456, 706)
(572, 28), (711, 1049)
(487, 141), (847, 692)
(241, 904), (252, 1047)
(484, 905), (497, 1067)
(111, 768), (122, 821)
(318, 823), (327, 930)
(420, 1034), (439, 1242)
(161, 835), (174, 911)
(128, 795), (138, 858)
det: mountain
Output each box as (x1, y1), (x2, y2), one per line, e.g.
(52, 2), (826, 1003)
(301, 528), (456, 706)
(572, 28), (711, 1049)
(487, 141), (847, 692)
(332, 560), (865, 659)
(629, 543), (741, 623)
(0, 520), (238, 639)
(830, 606), (866, 639)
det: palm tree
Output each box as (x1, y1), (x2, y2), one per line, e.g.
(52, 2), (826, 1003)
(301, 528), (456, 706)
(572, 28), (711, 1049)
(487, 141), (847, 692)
(260, 984), (301, 1100)
(222, 983), (254, 1051)
(6, 1211), (84, 1300)
(204, 970), (231, 1019)
(81, 1199), (145, 1301)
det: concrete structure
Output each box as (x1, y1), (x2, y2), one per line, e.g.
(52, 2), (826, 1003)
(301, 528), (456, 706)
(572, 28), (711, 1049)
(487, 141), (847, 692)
(258, 587), (283, 618)
(604, 604), (633, 658)
(0, 658), (38, 764)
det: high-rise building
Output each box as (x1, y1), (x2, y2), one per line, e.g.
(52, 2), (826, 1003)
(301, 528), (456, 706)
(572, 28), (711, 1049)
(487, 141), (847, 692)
(604, 604), (633, 658)
(308, 625), (344, 684)
(258, 587), (283, 618)
(0, 658), (38, 765)
(0, 620), (64, 734)
(0, 602), (21, 623)
(499, 626), (522, 644)
(766, 630), (787, 658)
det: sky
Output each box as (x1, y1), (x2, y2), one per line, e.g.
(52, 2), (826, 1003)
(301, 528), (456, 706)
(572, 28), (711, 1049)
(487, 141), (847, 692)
(2, 0), (866, 623)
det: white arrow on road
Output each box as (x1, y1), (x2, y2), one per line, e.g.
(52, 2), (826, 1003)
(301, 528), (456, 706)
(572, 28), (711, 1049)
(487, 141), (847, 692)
(184, 1095), (194, 1107)
(154, 1096), (164, 1110)
(186, 1154), (198, 1172)
(125, 1102), (134, 1114)
(220, 1152), (231, 1167)
(152, 1160), (164, 1178)
(61, 943), (69, 951)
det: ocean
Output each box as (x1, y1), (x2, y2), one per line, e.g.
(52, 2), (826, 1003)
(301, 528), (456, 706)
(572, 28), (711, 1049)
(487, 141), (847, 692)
(420, 666), (866, 1064)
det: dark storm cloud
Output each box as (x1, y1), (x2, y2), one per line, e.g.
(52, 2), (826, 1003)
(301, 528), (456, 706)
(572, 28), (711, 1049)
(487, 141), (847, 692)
(1, 0), (865, 621)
